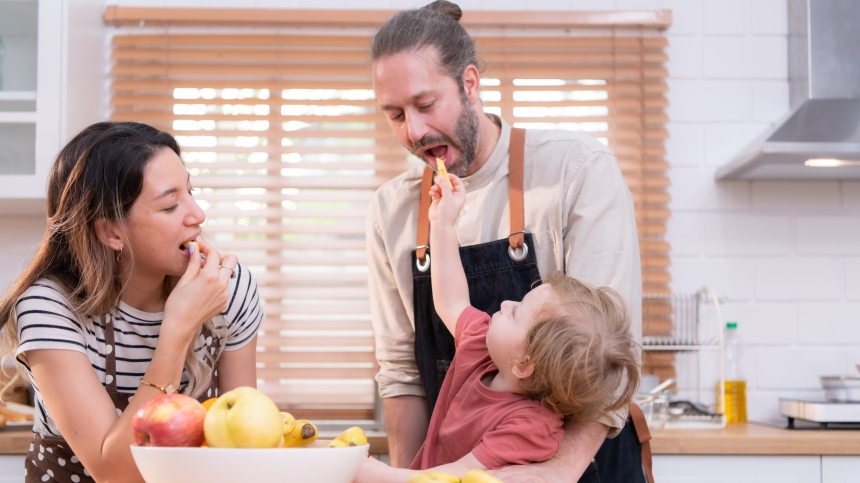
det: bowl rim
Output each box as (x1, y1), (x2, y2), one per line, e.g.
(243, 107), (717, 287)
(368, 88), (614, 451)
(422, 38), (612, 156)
(130, 443), (371, 451)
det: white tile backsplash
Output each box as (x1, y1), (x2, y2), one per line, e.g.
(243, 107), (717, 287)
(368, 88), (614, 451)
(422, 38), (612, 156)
(665, 123), (704, 167)
(665, 213), (702, 256)
(755, 258), (842, 301)
(703, 123), (770, 167)
(847, 260), (860, 301)
(666, 80), (752, 122)
(750, 0), (788, 35)
(797, 304), (860, 345)
(704, 213), (791, 256)
(796, 216), (860, 255)
(670, 257), (756, 301)
(752, 81), (790, 122)
(756, 348), (845, 389)
(751, 181), (842, 212)
(703, 0), (749, 35)
(669, 168), (751, 212)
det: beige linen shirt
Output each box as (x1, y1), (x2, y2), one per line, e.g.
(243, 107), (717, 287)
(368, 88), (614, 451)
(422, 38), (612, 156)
(366, 116), (642, 436)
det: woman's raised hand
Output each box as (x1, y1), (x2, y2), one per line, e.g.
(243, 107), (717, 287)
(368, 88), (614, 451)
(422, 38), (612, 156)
(163, 242), (238, 341)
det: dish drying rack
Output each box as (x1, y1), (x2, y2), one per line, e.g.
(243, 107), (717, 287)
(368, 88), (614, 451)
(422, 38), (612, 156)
(642, 287), (727, 429)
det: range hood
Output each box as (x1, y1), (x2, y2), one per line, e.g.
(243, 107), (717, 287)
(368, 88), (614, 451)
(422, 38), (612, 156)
(716, 0), (860, 180)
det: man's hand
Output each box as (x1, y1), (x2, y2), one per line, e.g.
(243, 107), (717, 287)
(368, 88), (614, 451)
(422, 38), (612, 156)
(383, 395), (430, 468)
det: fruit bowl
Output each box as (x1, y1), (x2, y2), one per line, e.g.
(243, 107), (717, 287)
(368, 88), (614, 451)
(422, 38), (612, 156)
(130, 441), (369, 483)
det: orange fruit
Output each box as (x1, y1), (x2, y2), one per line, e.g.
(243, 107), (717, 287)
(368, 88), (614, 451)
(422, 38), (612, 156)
(201, 398), (218, 411)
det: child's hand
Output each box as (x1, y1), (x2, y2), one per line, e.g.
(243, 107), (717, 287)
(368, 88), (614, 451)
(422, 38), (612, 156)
(352, 455), (395, 483)
(428, 173), (466, 227)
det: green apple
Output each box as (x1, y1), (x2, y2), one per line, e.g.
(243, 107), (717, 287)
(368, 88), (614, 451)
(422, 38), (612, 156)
(203, 387), (282, 448)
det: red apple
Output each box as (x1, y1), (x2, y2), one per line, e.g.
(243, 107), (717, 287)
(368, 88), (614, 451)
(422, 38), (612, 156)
(132, 394), (207, 447)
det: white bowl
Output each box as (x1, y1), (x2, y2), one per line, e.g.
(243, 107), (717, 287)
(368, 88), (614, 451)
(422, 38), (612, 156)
(130, 441), (369, 483)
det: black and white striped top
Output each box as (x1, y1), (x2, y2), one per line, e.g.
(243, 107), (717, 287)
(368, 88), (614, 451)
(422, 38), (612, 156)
(14, 264), (262, 437)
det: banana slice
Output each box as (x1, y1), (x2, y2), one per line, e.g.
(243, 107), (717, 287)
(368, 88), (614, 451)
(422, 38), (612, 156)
(436, 157), (453, 190)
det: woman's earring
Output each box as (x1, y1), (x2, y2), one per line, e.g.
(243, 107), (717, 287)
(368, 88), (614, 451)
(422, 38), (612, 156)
(116, 247), (123, 262)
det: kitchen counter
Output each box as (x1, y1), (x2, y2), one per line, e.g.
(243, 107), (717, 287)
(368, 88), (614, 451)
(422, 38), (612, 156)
(0, 428), (392, 454)
(651, 422), (860, 455)
(0, 424), (856, 455)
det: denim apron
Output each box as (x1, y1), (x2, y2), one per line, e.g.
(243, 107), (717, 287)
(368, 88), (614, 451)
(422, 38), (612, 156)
(25, 315), (220, 483)
(410, 128), (654, 483)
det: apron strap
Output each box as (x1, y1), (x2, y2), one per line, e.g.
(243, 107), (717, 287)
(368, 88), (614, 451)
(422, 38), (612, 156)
(508, 127), (525, 250)
(416, 166), (434, 263)
(104, 314), (119, 396)
(629, 403), (655, 483)
(415, 128), (527, 258)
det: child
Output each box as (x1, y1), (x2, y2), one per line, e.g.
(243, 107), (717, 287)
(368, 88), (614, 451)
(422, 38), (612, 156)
(355, 174), (640, 482)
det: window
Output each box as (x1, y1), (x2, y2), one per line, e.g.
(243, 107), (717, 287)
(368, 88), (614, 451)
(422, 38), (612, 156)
(106, 7), (672, 426)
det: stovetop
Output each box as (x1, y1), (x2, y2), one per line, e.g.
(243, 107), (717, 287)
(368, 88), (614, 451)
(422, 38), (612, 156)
(779, 398), (860, 428)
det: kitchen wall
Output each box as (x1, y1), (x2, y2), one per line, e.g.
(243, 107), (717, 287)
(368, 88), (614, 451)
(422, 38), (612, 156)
(1, 0), (857, 423)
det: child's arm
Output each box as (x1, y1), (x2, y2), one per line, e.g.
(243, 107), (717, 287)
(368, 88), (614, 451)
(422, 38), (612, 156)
(428, 174), (471, 336)
(352, 452), (488, 483)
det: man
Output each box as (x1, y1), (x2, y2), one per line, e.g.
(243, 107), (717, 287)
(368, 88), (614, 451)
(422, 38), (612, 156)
(366, 2), (645, 481)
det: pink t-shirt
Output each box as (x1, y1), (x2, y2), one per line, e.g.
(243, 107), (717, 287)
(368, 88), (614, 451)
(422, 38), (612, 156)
(410, 307), (564, 470)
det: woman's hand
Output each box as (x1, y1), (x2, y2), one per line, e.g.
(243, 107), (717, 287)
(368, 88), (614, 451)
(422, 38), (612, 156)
(163, 242), (238, 341)
(428, 173), (466, 227)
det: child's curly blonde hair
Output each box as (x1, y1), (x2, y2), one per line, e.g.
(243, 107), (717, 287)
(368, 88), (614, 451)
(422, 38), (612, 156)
(516, 272), (640, 422)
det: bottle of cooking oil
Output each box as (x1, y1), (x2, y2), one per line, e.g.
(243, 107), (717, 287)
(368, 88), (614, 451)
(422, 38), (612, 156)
(718, 321), (747, 423)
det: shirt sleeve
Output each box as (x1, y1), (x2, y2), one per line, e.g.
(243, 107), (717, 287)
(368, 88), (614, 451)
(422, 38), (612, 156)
(562, 150), (640, 436)
(472, 415), (564, 469)
(14, 282), (88, 360)
(453, 306), (490, 351)
(366, 196), (425, 399)
(222, 264), (263, 351)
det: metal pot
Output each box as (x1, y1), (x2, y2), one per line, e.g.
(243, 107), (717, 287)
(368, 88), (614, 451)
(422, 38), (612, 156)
(820, 376), (860, 402)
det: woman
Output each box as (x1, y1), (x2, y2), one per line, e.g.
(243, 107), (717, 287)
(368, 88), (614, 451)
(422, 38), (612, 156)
(0, 122), (262, 482)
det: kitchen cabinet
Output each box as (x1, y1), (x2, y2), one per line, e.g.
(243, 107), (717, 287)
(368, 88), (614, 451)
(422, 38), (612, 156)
(0, 0), (62, 201)
(822, 456), (860, 483)
(0, 455), (23, 483)
(0, 0), (105, 210)
(653, 455), (822, 482)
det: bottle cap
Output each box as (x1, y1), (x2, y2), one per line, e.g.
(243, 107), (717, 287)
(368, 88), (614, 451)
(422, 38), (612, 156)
(726, 321), (737, 329)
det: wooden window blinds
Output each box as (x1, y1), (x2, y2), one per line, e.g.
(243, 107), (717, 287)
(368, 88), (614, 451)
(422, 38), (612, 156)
(105, 7), (673, 423)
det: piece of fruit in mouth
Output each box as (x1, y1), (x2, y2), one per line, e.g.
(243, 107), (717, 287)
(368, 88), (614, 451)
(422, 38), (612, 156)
(436, 157), (453, 189)
(181, 240), (207, 259)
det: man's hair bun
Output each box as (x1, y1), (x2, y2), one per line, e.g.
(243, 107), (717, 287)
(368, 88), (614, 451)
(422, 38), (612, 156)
(422, 0), (463, 23)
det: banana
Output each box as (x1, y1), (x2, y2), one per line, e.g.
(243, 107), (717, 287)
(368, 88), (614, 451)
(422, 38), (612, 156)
(462, 470), (502, 483)
(280, 412), (296, 435)
(281, 419), (318, 448)
(326, 439), (349, 448)
(407, 472), (461, 483)
(327, 426), (367, 448)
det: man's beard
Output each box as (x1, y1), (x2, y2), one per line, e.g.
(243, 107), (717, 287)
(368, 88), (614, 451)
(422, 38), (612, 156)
(408, 97), (480, 177)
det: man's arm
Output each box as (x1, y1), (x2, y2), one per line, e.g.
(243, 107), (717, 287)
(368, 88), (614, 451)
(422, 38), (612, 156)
(383, 395), (430, 468)
(490, 419), (609, 482)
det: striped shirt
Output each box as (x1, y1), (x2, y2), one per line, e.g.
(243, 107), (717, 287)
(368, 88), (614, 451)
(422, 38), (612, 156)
(13, 264), (262, 437)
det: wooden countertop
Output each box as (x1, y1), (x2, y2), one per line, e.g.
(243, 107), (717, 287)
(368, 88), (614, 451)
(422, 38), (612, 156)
(651, 422), (860, 455)
(1, 424), (857, 456)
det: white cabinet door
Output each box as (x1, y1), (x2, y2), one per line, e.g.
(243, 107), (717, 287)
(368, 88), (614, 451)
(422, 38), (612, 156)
(653, 455), (821, 483)
(0, 455), (25, 483)
(822, 456), (860, 483)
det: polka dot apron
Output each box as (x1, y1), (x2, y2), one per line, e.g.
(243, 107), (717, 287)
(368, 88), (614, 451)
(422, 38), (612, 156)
(25, 316), (221, 483)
